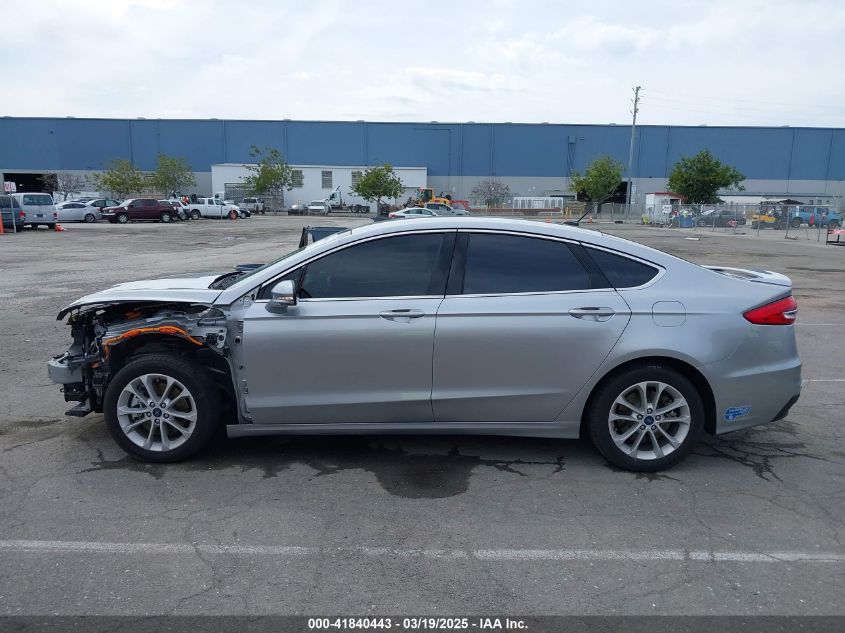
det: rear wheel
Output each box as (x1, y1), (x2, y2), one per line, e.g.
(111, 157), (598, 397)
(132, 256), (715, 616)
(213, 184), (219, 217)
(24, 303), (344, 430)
(791, 217), (801, 228)
(190, 209), (201, 220)
(104, 354), (221, 463)
(587, 365), (705, 472)
(160, 211), (172, 223)
(116, 212), (129, 224)
(46, 223), (56, 230)
(84, 213), (96, 223)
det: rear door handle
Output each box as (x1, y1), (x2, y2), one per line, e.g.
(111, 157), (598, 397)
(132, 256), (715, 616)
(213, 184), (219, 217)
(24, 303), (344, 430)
(569, 307), (616, 322)
(379, 309), (426, 323)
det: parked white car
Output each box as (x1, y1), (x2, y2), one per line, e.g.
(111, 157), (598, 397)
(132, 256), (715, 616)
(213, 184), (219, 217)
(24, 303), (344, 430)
(307, 200), (331, 215)
(162, 200), (190, 221)
(56, 200), (103, 223)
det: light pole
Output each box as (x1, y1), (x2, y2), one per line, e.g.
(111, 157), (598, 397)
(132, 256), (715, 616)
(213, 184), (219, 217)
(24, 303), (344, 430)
(625, 86), (642, 207)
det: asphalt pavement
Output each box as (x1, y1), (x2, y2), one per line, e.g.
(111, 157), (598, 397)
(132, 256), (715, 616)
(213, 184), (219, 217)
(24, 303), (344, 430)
(0, 216), (843, 615)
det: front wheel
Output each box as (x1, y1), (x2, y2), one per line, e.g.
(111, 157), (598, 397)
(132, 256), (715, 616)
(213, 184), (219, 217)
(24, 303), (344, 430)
(587, 365), (705, 472)
(116, 212), (129, 224)
(84, 213), (96, 223)
(791, 217), (802, 228)
(103, 354), (221, 463)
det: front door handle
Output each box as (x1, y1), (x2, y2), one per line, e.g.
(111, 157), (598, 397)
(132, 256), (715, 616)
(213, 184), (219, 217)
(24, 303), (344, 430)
(379, 309), (426, 323)
(569, 307), (616, 322)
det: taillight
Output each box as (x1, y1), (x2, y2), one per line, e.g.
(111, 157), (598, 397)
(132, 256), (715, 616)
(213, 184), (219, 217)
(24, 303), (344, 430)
(743, 296), (797, 325)
(388, 213), (396, 218)
(19, 210), (24, 219)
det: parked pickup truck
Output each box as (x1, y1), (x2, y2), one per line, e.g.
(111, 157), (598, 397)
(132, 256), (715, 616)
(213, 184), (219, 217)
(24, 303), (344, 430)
(240, 197), (268, 214)
(790, 207), (841, 229)
(188, 197), (241, 220)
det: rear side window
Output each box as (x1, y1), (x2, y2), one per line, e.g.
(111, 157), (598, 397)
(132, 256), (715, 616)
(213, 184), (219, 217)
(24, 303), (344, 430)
(586, 248), (659, 288)
(462, 233), (590, 294)
(299, 233), (446, 299)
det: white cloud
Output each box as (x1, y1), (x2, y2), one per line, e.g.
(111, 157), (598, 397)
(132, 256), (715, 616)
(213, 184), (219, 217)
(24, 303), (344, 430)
(2, 0), (845, 126)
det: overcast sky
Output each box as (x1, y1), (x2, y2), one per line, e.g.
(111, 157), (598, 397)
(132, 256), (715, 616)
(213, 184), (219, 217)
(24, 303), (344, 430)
(5, 0), (845, 127)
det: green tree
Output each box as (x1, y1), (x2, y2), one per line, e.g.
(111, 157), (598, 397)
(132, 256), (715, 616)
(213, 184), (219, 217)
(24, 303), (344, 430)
(351, 164), (405, 209)
(470, 178), (511, 207)
(150, 153), (196, 196)
(569, 155), (624, 203)
(90, 159), (146, 198)
(667, 149), (745, 204)
(243, 146), (294, 197)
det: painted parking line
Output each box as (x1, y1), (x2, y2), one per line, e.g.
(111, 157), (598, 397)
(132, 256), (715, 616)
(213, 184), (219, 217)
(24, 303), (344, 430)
(0, 540), (842, 564)
(802, 379), (845, 384)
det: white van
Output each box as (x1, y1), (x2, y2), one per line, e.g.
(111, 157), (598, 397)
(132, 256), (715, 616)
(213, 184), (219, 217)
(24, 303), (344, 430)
(12, 192), (58, 229)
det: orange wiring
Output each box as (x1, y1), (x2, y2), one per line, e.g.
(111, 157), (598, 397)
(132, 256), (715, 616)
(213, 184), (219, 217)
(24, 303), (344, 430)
(102, 325), (205, 357)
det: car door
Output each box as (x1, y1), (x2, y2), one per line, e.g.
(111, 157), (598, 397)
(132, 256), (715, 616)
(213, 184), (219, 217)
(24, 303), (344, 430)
(432, 231), (631, 423)
(61, 202), (83, 221)
(239, 230), (456, 425)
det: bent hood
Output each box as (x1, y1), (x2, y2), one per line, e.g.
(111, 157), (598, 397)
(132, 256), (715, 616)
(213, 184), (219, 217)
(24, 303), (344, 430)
(57, 273), (226, 319)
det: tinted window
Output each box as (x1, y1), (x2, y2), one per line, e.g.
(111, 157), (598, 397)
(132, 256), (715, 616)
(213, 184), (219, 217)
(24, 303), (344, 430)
(586, 248), (659, 288)
(299, 234), (445, 299)
(0, 195), (20, 209)
(462, 233), (590, 294)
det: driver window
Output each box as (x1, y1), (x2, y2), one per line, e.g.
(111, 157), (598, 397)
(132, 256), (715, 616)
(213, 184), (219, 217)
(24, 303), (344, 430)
(298, 234), (445, 299)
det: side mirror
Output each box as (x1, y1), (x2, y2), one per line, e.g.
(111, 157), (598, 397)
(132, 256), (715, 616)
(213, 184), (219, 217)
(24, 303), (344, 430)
(266, 279), (297, 313)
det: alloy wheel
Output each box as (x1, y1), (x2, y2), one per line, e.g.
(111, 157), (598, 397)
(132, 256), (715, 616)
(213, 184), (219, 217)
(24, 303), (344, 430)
(607, 381), (691, 460)
(116, 373), (197, 452)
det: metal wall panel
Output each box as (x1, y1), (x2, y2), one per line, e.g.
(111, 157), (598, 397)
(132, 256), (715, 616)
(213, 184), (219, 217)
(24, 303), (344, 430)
(1, 117), (844, 183)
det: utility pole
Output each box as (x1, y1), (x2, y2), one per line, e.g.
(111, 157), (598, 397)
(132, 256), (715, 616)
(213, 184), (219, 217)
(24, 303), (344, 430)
(625, 86), (642, 207)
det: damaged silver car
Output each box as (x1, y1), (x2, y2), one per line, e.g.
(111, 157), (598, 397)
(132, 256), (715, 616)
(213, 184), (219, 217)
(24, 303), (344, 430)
(49, 218), (802, 471)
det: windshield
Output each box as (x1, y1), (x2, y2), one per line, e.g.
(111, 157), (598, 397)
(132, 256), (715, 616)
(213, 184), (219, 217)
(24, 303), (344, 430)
(309, 201), (324, 206)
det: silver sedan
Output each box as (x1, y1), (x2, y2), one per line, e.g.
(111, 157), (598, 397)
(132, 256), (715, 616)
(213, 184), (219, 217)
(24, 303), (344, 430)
(48, 218), (801, 471)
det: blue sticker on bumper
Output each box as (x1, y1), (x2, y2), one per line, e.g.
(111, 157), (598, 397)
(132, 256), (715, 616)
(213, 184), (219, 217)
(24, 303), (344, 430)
(724, 406), (752, 421)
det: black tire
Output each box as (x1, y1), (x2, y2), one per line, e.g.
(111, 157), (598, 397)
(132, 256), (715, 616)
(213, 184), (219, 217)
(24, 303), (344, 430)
(587, 364), (705, 472)
(46, 223), (56, 230)
(160, 211), (172, 223)
(103, 354), (221, 463)
(791, 217), (801, 228)
(84, 213), (96, 223)
(116, 212), (129, 224)
(190, 209), (201, 220)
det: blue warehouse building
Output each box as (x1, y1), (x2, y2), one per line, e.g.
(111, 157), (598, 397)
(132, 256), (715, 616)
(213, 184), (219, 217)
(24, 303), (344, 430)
(1, 117), (843, 206)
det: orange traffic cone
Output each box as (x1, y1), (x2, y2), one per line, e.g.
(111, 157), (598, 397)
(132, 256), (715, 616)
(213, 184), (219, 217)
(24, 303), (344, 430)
(54, 223), (65, 232)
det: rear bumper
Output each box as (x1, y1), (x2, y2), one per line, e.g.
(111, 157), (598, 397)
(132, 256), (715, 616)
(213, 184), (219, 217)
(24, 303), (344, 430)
(706, 357), (801, 434)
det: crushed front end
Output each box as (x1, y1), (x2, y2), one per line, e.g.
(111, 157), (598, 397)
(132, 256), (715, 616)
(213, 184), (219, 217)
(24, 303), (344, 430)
(49, 302), (232, 417)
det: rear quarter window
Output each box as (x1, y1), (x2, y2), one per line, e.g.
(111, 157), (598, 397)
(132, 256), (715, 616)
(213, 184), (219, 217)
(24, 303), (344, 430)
(586, 248), (659, 288)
